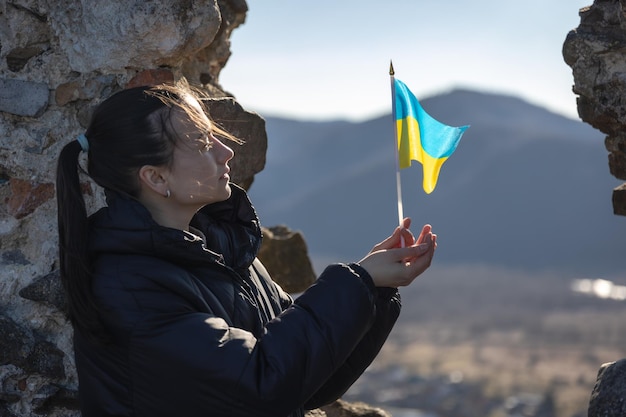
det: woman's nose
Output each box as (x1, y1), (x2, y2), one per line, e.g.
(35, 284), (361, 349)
(215, 138), (234, 163)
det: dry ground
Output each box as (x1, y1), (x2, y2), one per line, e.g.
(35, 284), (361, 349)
(349, 264), (626, 417)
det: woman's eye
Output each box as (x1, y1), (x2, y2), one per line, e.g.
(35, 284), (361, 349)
(198, 135), (213, 151)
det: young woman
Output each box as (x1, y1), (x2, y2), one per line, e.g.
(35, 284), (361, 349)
(56, 81), (436, 417)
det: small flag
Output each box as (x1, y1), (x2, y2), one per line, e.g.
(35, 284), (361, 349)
(394, 78), (469, 194)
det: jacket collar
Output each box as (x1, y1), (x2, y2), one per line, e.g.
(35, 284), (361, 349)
(89, 184), (262, 271)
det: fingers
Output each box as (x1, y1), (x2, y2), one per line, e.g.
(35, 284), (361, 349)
(399, 221), (416, 247)
(394, 223), (431, 255)
(359, 232), (437, 288)
(392, 241), (431, 261)
(402, 250), (435, 285)
(370, 233), (397, 253)
(416, 224), (432, 245)
(391, 239), (436, 286)
(370, 218), (417, 252)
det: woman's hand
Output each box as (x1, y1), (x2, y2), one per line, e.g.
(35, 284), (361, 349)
(358, 219), (437, 288)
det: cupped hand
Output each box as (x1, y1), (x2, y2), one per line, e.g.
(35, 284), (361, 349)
(358, 220), (437, 288)
(368, 217), (416, 251)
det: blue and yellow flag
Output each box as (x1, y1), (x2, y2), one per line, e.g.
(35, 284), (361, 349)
(394, 78), (469, 194)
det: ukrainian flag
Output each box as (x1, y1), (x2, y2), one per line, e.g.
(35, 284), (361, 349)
(394, 78), (468, 194)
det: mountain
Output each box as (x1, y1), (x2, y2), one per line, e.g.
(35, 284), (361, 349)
(247, 89), (626, 277)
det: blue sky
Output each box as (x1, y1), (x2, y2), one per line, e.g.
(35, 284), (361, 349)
(220, 0), (592, 122)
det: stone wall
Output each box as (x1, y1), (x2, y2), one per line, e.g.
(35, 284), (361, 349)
(563, 0), (626, 215)
(0, 1), (323, 416)
(563, 1), (626, 414)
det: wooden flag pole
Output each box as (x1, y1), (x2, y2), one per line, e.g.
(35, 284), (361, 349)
(389, 61), (405, 233)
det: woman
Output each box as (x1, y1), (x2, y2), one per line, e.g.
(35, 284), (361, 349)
(56, 81), (436, 417)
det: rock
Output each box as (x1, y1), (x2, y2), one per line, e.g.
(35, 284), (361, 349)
(2, 250), (30, 266)
(0, 403), (19, 417)
(19, 270), (67, 312)
(126, 69), (175, 89)
(258, 226), (317, 293)
(48, 0), (222, 73)
(6, 178), (55, 219)
(0, 315), (34, 366)
(305, 409), (326, 417)
(32, 384), (80, 414)
(54, 81), (83, 107)
(24, 341), (65, 379)
(320, 399), (392, 417)
(6, 46), (46, 72)
(305, 400), (393, 417)
(0, 3), (51, 79)
(612, 183), (626, 216)
(55, 76), (119, 106)
(0, 79), (49, 117)
(588, 359), (626, 417)
(206, 97), (267, 189)
(606, 135), (626, 174)
(181, 0), (247, 86)
(563, 1), (626, 215)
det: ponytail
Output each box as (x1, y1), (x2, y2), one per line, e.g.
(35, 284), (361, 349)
(56, 80), (236, 343)
(56, 139), (108, 343)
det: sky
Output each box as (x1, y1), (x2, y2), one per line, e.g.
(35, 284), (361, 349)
(220, 0), (592, 122)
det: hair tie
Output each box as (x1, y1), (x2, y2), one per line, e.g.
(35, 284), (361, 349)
(76, 134), (89, 152)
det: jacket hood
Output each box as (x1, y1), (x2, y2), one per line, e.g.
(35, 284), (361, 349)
(89, 183), (262, 271)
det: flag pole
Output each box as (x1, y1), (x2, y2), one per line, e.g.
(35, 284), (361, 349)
(389, 61), (405, 233)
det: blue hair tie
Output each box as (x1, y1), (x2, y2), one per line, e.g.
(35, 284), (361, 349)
(76, 134), (89, 152)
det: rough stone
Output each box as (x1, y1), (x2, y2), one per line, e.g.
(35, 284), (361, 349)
(55, 76), (119, 107)
(563, 0), (626, 215)
(565, 4), (626, 412)
(126, 69), (175, 89)
(607, 135), (626, 180)
(48, 0), (223, 73)
(31, 384), (61, 412)
(320, 399), (392, 417)
(32, 384), (80, 414)
(0, 3), (51, 75)
(0, 403), (19, 417)
(23, 341), (65, 379)
(19, 270), (66, 312)
(0, 79), (49, 117)
(0, 315), (34, 366)
(6, 178), (55, 219)
(54, 81), (82, 107)
(2, 250), (30, 266)
(34, 385), (80, 417)
(6, 46), (46, 73)
(612, 183), (626, 215)
(588, 359), (626, 417)
(206, 97), (267, 189)
(181, 0), (247, 86)
(258, 225), (316, 294)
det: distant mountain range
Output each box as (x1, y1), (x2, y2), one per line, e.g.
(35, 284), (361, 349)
(247, 89), (626, 277)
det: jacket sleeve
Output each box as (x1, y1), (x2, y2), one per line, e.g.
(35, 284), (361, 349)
(303, 263), (401, 409)
(101, 261), (382, 417)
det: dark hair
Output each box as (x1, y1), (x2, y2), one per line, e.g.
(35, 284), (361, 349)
(56, 80), (238, 342)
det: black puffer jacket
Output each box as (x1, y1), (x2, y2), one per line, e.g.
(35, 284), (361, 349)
(75, 184), (401, 417)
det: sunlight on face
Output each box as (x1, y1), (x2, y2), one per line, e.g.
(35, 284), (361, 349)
(165, 98), (235, 208)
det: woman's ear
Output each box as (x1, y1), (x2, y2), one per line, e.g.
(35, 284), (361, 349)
(138, 165), (169, 197)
